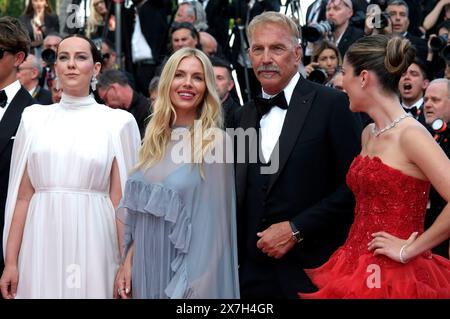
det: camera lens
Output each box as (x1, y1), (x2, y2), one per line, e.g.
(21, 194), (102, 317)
(308, 68), (328, 84)
(41, 48), (56, 65)
(302, 21), (335, 43)
(431, 35), (448, 52)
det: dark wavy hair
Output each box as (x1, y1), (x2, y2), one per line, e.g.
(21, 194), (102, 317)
(345, 35), (416, 93)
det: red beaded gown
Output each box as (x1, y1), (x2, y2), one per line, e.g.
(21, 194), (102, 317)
(299, 155), (450, 299)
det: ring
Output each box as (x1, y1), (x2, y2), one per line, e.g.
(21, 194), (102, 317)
(117, 288), (124, 294)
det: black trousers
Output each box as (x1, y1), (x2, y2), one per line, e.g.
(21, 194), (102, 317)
(132, 62), (157, 97)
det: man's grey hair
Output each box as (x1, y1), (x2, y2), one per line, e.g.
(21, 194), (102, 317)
(97, 69), (130, 89)
(148, 76), (160, 93)
(429, 78), (450, 99)
(28, 54), (43, 76)
(387, 0), (409, 17)
(180, 1), (208, 31)
(247, 11), (300, 46)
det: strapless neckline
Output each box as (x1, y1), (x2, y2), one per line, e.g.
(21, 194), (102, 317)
(356, 154), (428, 183)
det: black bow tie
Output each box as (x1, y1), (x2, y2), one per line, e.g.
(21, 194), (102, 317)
(255, 91), (288, 117)
(0, 90), (7, 108)
(403, 106), (417, 116)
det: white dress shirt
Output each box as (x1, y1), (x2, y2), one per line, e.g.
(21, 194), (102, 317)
(259, 72), (300, 162)
(131, 8), (153, 63)
(0, 80), (21, 122)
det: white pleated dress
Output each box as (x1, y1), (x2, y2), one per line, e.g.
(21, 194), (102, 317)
(2, 94), (141, 298)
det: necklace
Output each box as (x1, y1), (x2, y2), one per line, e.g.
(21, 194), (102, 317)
(371, 113), (412, 137)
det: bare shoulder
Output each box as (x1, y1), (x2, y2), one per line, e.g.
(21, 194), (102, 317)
(399, 120), (446, 165)
(399, 121), (434, 151)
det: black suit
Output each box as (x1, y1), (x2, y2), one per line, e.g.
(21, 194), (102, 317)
(19, 14), (59, 49)
(425, 130), (450, 258)
(222, 95), (241, 129)
(0, 87), (35, 271)
(205, 0), (233, 54)
(121, 0), (171, 96)
(128, 90), (151, 139)
(405, 33), (428, 64)
(337, 25), (364, 58)
(33, 86), (53, 105)
(235, 76), (362, 298)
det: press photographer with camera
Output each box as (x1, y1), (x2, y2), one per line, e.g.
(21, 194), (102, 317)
(38, 32), (62, 91)
(304, 40), (342, 85)
(324, 0), (364, 58)
(423, 79), (450, 259)
(427, 20), (450, 79)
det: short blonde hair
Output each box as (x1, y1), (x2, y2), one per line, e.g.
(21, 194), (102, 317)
(136, 47), (222, 171)
(247, 11), (300, 46)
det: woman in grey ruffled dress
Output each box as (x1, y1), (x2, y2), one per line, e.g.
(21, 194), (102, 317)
(114, 48), (240, 299)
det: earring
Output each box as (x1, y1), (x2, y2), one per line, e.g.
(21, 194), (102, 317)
(91, 75), (98, 91)
(55, 75), (60, 90)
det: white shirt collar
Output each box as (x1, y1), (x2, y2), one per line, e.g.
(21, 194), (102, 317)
(28, 86), (37, 97)
(2, 80), (21, 105)
(261, 72), (300, 105)
(402, 97), (423, 109)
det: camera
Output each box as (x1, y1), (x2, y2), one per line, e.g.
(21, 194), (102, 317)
(430, 34), (448, 52)
(308, 67), (328, 84)
(302, 21), (335, 43)
(41, 48), (56, 66)
(442, 45), (450, 64)
(431, 118), (450, 145)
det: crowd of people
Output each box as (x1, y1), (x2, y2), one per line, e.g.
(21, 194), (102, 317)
(1, 0), (450, 299)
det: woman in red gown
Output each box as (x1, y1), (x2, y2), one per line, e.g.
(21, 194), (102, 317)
(300, 34), (450, 299)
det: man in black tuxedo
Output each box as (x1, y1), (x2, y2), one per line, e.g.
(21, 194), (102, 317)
(234, 11), (362, 298)
(121, 0), (172, 96)
(0, 17), (34, 274)
(398, 58), (429, 126)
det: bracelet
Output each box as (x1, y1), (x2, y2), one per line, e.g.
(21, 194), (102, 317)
(399, 244), (408, 264)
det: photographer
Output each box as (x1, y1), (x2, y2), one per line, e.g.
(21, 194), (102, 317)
(304, 40), (342, 86)
(38, 32), (62, 91)
(325, 0), (364, 57)
(427, 20), (450, 79)
(423, 79), (450, 258)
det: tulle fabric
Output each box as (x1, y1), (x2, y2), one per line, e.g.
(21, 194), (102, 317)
(300, 155), (450, 299)
(117, 130), (240, 299)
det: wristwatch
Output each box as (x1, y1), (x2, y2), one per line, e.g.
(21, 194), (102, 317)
(289, 221), (303, 244)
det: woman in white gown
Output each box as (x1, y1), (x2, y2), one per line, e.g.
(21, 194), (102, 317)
(0, 34), (141, 299)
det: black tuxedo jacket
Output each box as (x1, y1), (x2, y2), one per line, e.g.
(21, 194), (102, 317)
(19, 14), (59, 43)
(121, 0), (171, 73)
(234, 76), (362, 295)
(0, 87), (35, 270)
(34, 86), (53, 105)
(337, 25), (364, 58)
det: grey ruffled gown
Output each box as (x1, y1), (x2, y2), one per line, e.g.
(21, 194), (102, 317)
(118, 130), (240, 298)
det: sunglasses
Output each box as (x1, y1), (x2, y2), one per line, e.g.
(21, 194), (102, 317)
(0, 47), (16, 59)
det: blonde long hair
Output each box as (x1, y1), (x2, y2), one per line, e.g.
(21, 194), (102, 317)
(86, 0), (105, 38)
(136, 48), (222, 172)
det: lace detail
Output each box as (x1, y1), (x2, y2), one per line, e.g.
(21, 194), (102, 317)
(342, 155), (430, 269)
(299, 155), (450, 299)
